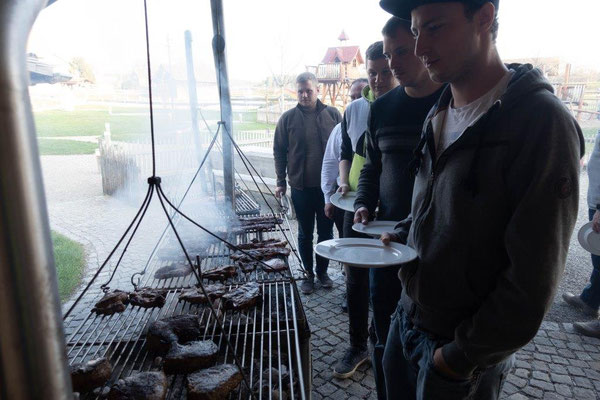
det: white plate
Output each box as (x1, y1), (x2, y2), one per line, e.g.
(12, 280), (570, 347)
(330, 191), (357, 212)
(314, 238), (417, 268)
(352, 221), (399, 238)
(578, 222), (600, 255)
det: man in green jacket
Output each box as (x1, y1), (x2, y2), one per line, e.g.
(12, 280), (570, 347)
(273, 72), (342, 294)
(378, 0), (584, 398)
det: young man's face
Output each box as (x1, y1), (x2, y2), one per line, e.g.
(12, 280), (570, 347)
(297, 80), (319, 108)
(383, 27), (430, 88)
(411, 2), (481, 83)
(366, 58), (396, 99)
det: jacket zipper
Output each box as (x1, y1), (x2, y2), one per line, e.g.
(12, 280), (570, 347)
(411, 100), (502, 246)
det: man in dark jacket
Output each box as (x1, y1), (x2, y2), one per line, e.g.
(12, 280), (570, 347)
(273, 72), (342, 294)
(352, 17), (444, 399)
(378, 1), (584, 399)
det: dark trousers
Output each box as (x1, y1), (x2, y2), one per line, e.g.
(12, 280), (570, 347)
(581, 208), (600, 310)
(343, 211), (370, 349)
(290, 187), (333, 277)
(369, 265), (402, 400)
(382, 306), (514, 400)
(333, 205), (345, 238)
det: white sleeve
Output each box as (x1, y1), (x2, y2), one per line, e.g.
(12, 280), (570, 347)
(321, 123), (342, 203)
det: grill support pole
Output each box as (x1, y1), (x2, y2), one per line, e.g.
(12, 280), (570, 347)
(210, 0), (235, 210)
(0, 0), (72, 399)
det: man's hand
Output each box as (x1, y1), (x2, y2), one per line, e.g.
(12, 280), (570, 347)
(324, 203), (335, 219)
(337, 184), (350, 195)
(275, 186), (286, 199)
(380, 232), (400, 246)
(354, 207), (369, 224)
(433, 347), (470, 381)
(593, 210), (600, 233)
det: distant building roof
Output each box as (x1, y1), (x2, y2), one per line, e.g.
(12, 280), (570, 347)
(321, 46), (363, 64)
(338, 30), (349, 41)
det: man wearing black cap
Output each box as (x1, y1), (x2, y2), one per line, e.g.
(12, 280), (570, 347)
(378, 0), (584, 399)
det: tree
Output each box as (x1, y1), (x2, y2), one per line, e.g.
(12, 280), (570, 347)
(70, 57), (96, 84)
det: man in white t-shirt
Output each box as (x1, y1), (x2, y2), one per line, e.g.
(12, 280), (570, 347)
(378, 0), (584, 399)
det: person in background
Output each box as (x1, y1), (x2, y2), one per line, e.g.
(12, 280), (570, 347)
(564, 129), (600, 338)
(333, 42), (398, 379)
(321, 79), (368, 313)
(378, 0), (584, 398)
(273, 72), (342, 295)
(322, 79), (368, 238)
(353, 16), (444, 400)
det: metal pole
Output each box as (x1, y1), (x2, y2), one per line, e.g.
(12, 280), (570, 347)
(210, 0), (235, 209)
(0, 0), (72, 399)
(184, 30), (210, 194)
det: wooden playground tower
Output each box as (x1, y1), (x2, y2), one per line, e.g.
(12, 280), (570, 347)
(307, 30), (364, 108)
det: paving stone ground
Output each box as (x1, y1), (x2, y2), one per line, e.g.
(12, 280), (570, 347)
(42, 154), (600, 399)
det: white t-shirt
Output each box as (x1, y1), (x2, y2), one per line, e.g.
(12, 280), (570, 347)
(434, 70), (514, 156)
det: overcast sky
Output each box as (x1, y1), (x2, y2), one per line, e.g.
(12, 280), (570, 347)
(28, 0), (600, 83)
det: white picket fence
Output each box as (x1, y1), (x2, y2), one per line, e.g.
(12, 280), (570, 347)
(98, 125), (274, 199)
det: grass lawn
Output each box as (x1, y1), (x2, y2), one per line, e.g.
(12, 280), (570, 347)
(52, 231), (85, 302)
(38, 138), (98, 155)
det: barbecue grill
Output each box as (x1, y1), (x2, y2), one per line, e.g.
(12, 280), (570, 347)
(64, 217), (311, 399)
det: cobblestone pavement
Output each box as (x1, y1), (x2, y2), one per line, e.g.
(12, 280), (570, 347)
(42, 154), (600, 399)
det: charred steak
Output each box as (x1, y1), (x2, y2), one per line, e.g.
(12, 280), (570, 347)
(221, 282), (262, 310)
(92, 290), (129, 315)
(233, 239), (287, 250)
(107, 371), (167, 400)
(70, 357), (112, 393)
(201, 264), (238, 281)
(146, 314), (201, 353)
(179, 284), (227, 304)
(129, 288), (167, 308)
(261, 258), (287, 272)
(229, 247), (290, 263)
(163, 340), (219, 374)
(187, 364), (242, 400)
(154, 263), (193, 280)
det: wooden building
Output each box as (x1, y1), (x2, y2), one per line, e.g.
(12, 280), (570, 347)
(307, 30), (364, 108)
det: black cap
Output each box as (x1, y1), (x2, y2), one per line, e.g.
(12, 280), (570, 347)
(380, 0), (499, 20)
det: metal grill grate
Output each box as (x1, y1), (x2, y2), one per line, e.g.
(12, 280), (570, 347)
(64, 215), (310, 399)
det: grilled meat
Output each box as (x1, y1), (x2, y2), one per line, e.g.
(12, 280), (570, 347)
(129, 288), (167, 308)
(237, 261), (259, 274)
(92, 290), (129, 315)
(229, 247), (290, 263)
(154, 263), (193, 280)
(233, 239), (288, 250)
(70, 357), (112, 393)
(179, 284), (227, 304)
(201, 264), (238, 281)
(221, 282), (262, 311)
(146, 314), (201, 353)
(239, 216), (283, 225)
(261, 258), (287, 272)
(186, 364), (242, 400)
(107, 371), (167, 400)
(163, 340), (219, 374)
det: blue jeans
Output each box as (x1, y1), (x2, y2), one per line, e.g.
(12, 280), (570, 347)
(369, 265), (402, 400)
(290, 187), (333, 276)
(580, 208), (600, 310)
(382, 306), (514, 400)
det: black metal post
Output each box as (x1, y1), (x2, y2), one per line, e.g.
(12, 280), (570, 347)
(0, 0), (72, 398)
(210, 0), (235, 209)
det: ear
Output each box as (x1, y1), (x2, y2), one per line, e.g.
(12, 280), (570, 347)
(476, 2), (495, 38)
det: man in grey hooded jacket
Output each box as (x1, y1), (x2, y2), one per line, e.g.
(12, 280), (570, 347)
(378, 0), (584, 399)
